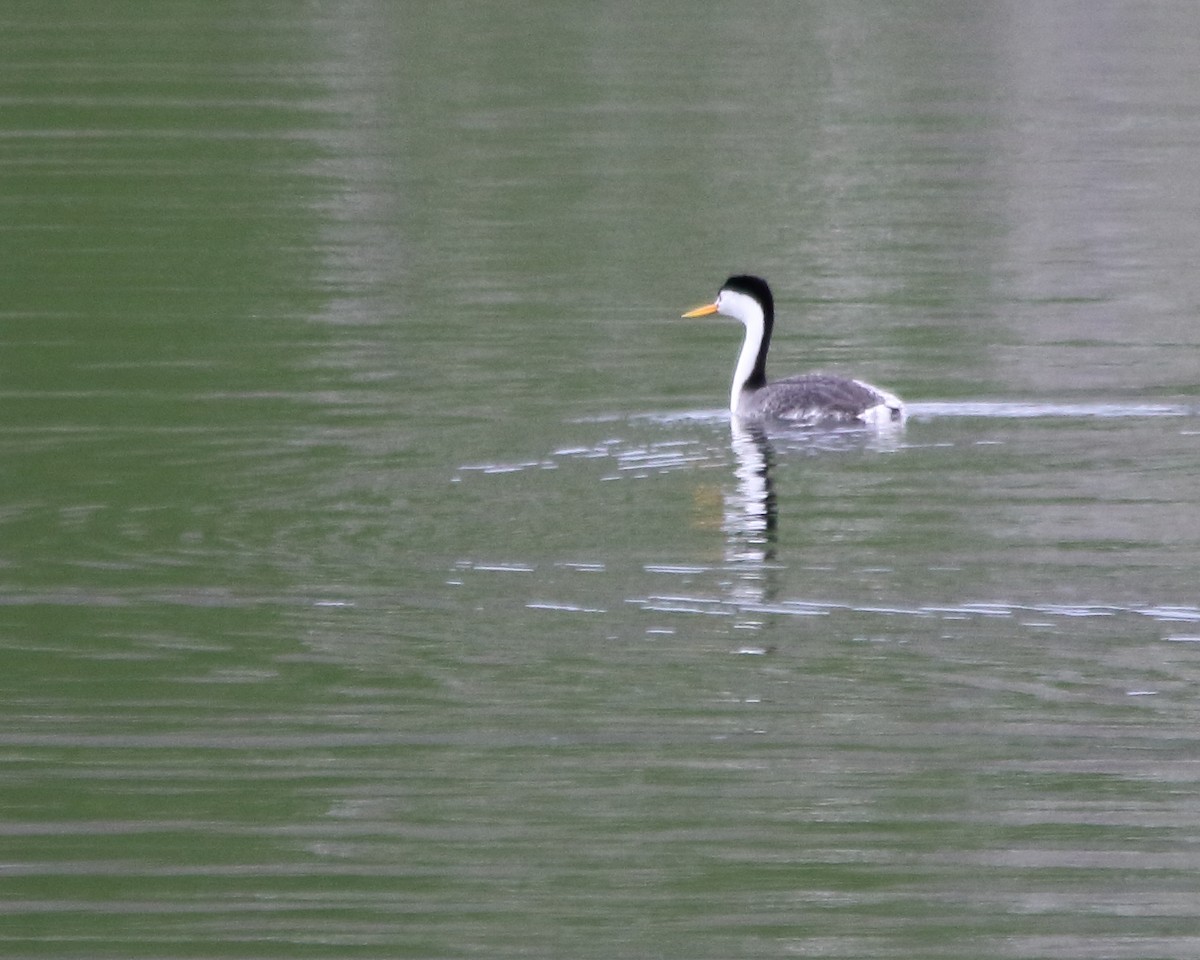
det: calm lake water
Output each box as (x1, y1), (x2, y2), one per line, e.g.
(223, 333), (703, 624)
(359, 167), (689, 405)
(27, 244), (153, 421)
(3, 3), (1200, 958)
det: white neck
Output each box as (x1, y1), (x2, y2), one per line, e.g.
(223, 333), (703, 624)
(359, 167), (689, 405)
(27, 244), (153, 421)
(722, 291), (767, 414)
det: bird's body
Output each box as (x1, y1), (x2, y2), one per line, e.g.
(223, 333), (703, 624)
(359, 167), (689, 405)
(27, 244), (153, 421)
(737, 372), (902, 425)
(683, 275), (904, 426)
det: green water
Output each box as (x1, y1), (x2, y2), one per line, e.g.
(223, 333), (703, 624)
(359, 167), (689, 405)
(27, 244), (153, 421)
(3, 3), (1200, 958)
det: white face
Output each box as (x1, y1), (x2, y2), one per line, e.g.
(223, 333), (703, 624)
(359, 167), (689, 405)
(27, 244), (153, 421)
(715, 288), (763, 326)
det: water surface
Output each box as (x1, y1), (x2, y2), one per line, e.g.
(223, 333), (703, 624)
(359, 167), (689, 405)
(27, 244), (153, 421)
(3, 3), (1200, 958)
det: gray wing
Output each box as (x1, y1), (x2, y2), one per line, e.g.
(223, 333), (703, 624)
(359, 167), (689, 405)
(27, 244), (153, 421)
(755, 374), (889, 423)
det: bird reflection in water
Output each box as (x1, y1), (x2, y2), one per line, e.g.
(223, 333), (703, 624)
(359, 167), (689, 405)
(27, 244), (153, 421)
(719, 418), (905, 635)
(723, 419), (779, 613)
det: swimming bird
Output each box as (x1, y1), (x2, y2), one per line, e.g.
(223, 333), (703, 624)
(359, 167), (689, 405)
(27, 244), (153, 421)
(682, 275), (905, 425)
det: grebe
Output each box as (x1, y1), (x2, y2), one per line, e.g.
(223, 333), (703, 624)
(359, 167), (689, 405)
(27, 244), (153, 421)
(682, 275), (904, 425)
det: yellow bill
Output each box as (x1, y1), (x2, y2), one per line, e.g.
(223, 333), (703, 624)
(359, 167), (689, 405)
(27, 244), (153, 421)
(681, 302), (719, 318)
